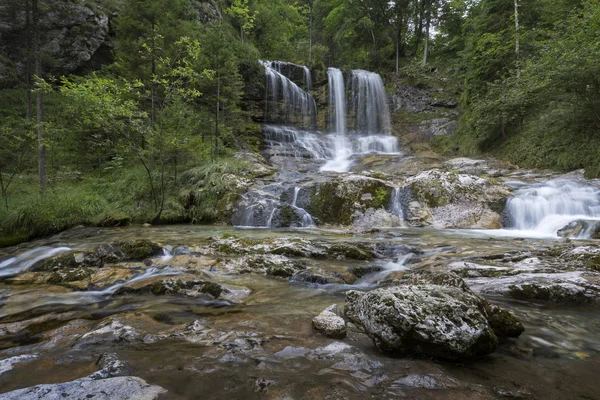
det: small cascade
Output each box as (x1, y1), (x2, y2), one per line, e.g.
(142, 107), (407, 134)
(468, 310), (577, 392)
(263, 125), (331, 162)
(0, 246), (71, 278)
(506, 179), (600, 236)
(390, 188), (404, 221)
(262, 60), (316, 128)
(291, 187), (315, 227)
(303, 66), (312, 91)
(350, 70), (392, 135)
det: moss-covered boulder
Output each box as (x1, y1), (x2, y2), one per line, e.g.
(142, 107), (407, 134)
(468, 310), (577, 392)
(306, 175), (394, 226)
(403, 169), (510, 228)
(118, 240), (162, 261)
(345, 285), (499, 359)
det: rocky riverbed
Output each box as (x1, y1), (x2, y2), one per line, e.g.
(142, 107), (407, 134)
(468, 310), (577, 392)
(0, 219), (599, 399)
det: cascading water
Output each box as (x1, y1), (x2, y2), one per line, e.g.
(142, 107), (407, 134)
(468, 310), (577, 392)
(262, 60), (317, 128)
(235, 61), (401, 227)
(505, 179), (600, 237)
(350, 70), (392, 135)
(390, 188), (405, 222)
(321, 68), (399, 172)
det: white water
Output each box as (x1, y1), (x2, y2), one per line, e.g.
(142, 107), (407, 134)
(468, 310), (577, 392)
(0, 246), (72, 278)
(350, 70), (392, 135)
(505, 179), (600, 237)
(262, 60), (317, 128)
(321, 68), (399, 172)
(291, 187), (315, 227)
(390, 188), (405, 222)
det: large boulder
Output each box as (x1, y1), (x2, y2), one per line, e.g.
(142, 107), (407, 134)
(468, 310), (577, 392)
(345, 272), (523, 360)
(403, 169), (510, 228)
(306, 174), (394, 226)
(345, 285), (498, 359)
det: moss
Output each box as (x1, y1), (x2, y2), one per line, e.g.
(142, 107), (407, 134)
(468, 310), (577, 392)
(329, 243), (373, 260)
(32, 253), (78, 272)
(277, 205), (301, 227)
(486, 306), (524, 338)
(220, 233), (237, 239)
(266, 266), (294, 278)
(201, 282), (224, 298)
(119, 239), (161, 260)
(47, 267), (93, 284)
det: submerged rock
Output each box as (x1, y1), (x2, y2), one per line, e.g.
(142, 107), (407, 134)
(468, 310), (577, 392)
(0, 376), (166, 400)
(312, 304), (347, 339)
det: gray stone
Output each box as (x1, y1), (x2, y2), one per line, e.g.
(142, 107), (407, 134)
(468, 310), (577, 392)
(345, 284), (499, 359)
(312, 304), (347, 339)
(0, 376), (166, 400)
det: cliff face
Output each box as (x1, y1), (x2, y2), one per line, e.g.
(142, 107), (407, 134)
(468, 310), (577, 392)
(0, 0), (114, 86)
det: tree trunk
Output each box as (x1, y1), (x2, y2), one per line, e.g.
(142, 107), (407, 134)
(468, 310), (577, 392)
(413, 0), (424, 56)
(25, 0), (33, 121)
(151, 22), (157, 126)
(215, 75), (220, 160)
(33, 0), (46, 193)
(514, 0), (520, 78)
(309, 3), (313, 63)
(423, 12), (430, 65)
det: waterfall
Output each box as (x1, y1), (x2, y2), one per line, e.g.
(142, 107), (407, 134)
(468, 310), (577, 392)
(262, 60), (317, 128)
(390, 188), (404, 221)
(506, 179), (600, 236)
(291, 187), (315, 227)
(303, 66), (312, 91)
(328, 68), (346, 135)
(350, 70), (392, 135)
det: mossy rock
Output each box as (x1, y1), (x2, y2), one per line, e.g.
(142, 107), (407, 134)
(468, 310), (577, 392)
(266, 266), (295, 278)
(328, 243), (374, 260)
(349, 265), (383, 279)
(306, 178), (393, 225)
(508, 283), (590, 305)
(47, 267), (93, 284)
(118, 239), (161, 260)
(32, 253), (78, 272)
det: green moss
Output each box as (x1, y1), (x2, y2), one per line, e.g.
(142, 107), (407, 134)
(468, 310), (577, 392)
(201, 282), (224, 298)
(329, 243), (373, 260)
(32, 253), (78, 272)
(266, 266), (294, 278)
(47, 267), (93, 284)
(119, 239), (161, 260)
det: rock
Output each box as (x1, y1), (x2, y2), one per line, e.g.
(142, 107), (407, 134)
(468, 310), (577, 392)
(557, 220), (600, 239)
(217, 254), (306, 277)
(0, 1), (113, 79)
(419, 118), (458, 137)
(345, 284), (499, 359)
(291, 271), (344, 285)
(352, 208), (402, 229)
(115, 276), (236, 300)
(312, 304), (347, 339)
(305, 175), (394, 226)
(442, 158), (511, 177)
(403, 169), (510, 228)
(327, 243), (374, 260)
(348, 265), (383, 279)
(0, 376), (166, 400)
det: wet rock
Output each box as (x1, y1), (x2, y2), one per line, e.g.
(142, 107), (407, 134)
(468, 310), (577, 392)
(115, 276), (239, 300)
(327, 243), (374, 260)
(348, 265), (383, 279)
(419, 118), (458, 137)
(291, 271), (344, 285)
(395, 271), (524, 338)
(78, 319), (141, 345)
(217, 254), (306, 278)
(352, 208), (402, 229)
(0, 376), (166, 400)
(89, 353), (127, 380)
(345, 284), (499, 359)
(0, 355), (38, 377)
(403, 169), (510, 228)
(392, 374), (458, 390)
(211, 237), (326, 258)
(557, 220), (600, 239)
(442, 158), (512, 177)
(305, 175), (394, 226)
(312, 305), (347, 339)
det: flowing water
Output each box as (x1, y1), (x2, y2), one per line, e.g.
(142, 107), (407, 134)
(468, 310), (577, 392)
(0, 225), (598, 398)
